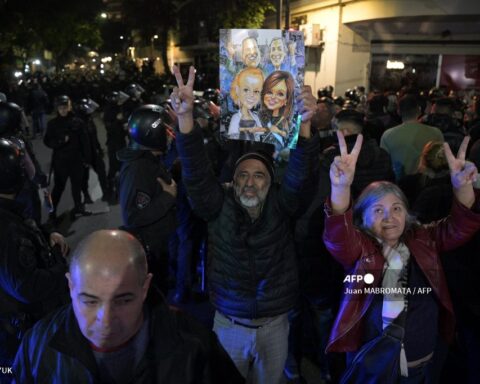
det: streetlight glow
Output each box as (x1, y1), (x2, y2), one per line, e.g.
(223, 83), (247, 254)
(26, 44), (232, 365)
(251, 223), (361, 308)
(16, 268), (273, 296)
(100, 12), (108, 19)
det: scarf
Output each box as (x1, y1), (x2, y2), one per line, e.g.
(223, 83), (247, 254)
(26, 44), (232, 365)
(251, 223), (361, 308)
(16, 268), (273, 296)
(381, 242), (410, 377)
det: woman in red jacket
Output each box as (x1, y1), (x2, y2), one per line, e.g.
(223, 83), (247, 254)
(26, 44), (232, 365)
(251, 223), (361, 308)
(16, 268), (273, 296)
(323, 131), (480, 383)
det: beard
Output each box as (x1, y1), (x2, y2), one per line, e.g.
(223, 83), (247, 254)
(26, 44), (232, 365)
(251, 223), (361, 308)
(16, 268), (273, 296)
(234, 184), (268, 208)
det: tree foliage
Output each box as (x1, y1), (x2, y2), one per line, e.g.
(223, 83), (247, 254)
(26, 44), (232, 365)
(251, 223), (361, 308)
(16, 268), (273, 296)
(0, 0), (103, 67)
(217, 0), (275, 30)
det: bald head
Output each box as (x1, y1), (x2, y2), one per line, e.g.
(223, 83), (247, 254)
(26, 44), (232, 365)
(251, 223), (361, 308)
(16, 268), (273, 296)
(69, 230), (148, 285)
(67, 230), (152, 349)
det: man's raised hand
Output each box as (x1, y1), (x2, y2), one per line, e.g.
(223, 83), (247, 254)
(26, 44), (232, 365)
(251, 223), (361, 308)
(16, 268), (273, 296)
(170, 65), (195, 117)
(171, 65), (196, 133)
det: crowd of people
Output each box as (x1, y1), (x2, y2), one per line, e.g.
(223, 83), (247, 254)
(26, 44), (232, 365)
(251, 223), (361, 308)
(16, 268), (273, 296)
(0, 62), (480, 384)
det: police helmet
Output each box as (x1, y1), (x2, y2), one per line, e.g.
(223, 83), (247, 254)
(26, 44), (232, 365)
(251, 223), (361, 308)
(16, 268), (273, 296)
(125, 83), (145, 99)
(0, 102), (22, 135)
(76, 98), (100, 115)
(0, 138), (25, 194)
(55, 95), (71, 107)
(333, 96), (345, 108)
(106, 91), (129, 105)
(203, 88), (220, 105)
(127, 104), (170, 151)
(344, 89), (359, 102)
(193, 98), (212, 120)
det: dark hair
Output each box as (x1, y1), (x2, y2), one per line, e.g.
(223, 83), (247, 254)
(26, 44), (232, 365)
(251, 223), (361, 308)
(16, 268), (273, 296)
(334, 109), (365, 132)
(260, 71), (295, 123)
(368, 95), (388, 114)
(398, 95), (419, 119)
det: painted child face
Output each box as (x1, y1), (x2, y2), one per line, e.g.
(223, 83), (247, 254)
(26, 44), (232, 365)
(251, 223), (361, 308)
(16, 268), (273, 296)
(270, 39), (286, 68)
(238, 74), (262, 110)
(264, 80), (288, 112)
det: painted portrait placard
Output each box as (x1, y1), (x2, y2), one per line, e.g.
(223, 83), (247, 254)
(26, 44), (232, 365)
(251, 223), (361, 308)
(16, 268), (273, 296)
(219, 29), (305, 153)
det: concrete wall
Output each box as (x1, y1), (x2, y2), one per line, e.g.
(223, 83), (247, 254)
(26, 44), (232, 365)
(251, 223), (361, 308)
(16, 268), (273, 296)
(293, 2), (372, 96)
(342, 0), (480, 24)
(303, 6), (341, 93)
(266, 0), (480, 95)
(334, 22), (370, 95)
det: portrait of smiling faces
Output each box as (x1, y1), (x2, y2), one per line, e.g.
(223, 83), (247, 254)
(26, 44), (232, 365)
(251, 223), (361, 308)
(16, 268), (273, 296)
(241, 37), (261, 68)
(66, 230), (152, 349)
(269, 38), (287, 71)
(234, 158), (271, 209)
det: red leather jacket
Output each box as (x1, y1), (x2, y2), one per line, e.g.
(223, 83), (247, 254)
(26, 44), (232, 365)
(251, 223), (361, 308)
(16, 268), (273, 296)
(323, 196), (480, 353)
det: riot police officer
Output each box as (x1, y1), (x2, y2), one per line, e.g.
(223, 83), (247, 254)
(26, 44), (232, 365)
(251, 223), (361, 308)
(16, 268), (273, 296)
(103, 91), (129, 202)
(44, 95), (92, 220)
(122, 83), (145, 120)
(0, 101), (48, 224)
(75, 98), (108, 203)
(0, 138), (69, 368)
(117, 104), (177, 294)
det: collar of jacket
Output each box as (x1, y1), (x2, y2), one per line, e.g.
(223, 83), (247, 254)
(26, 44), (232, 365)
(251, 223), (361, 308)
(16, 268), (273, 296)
(48, 287), (181, 377)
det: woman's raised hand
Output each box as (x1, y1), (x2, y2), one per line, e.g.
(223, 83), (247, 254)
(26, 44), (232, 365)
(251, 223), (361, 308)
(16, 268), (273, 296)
(330, 130), (363, 189)
(444, 136), (478, 189)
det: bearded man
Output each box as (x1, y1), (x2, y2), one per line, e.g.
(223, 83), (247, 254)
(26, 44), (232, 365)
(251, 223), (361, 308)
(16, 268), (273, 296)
(172, 65), (318, 384)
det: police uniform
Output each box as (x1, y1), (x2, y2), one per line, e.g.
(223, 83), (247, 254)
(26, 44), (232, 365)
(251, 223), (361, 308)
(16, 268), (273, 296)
(117, 105), (177, 294)
(0, 197), (69, 366)
(44, 111), (91, 215)
(103, 101), (128, 194)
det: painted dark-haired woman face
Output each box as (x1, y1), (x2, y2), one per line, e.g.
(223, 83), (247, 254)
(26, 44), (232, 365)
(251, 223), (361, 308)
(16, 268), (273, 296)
(263, 79), (288, 116)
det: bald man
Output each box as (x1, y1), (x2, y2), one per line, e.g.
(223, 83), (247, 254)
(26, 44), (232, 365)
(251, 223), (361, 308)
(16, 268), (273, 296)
(13, 230), (243, 384)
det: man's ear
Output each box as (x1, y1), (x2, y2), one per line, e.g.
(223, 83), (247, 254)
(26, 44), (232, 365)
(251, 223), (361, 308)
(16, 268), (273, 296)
(65, 272), (76, 301)
(142, 273), (153, 300)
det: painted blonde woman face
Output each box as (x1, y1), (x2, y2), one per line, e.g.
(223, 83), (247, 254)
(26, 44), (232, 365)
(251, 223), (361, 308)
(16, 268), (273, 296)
(264, 80), (287, 112)
(237, 74), (263, 110)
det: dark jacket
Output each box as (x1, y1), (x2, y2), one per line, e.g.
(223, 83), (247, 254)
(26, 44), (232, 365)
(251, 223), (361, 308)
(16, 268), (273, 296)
(103, 103), (128, 148)
(27, 87), (49, 114)
(43, 113), (91, 165)
(0, 198), (68, 361)
(176, 126), (316, 319)
(13, 290), (244, 384)
(79, 114), (103, 164)
(323, 195), (480, 352)
(319, 135), (394, 200)
(117, 148), (177, 239)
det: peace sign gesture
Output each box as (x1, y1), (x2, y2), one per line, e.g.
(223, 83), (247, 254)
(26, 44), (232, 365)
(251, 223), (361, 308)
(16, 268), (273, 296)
(330, 130), (363, 188)
(444, 136), (478, 189)
(171, 65), (196, 117)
